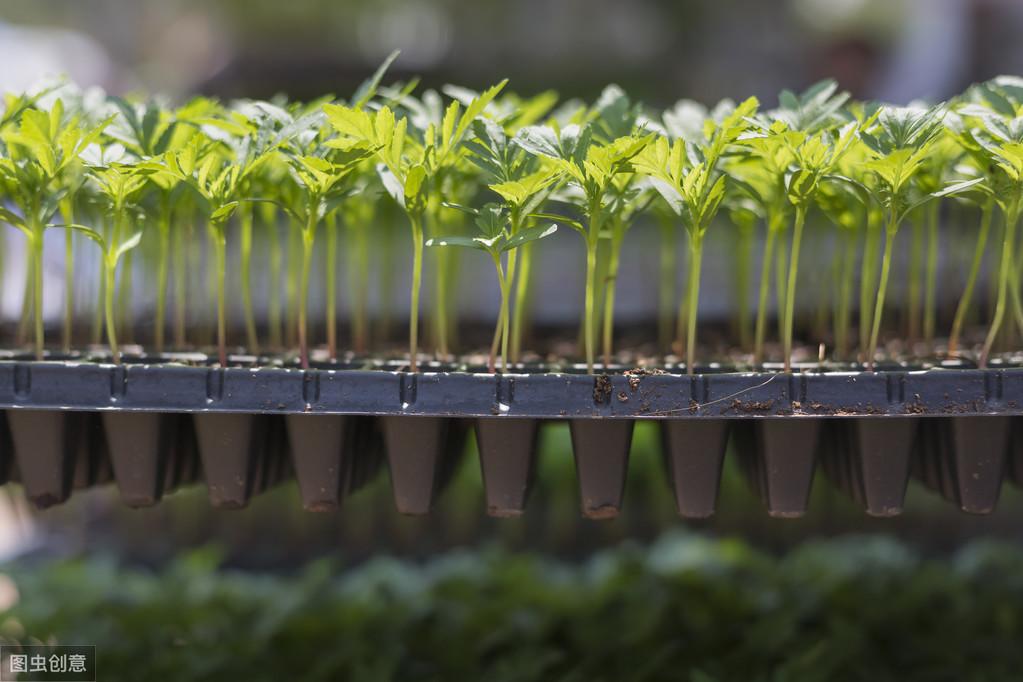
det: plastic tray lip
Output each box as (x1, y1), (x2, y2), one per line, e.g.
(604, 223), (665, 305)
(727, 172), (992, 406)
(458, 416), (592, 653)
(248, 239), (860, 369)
(0, 360), (1020, 419)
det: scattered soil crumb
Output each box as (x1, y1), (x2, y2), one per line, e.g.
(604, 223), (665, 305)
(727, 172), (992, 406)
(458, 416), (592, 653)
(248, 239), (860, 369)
(623, 367), (666, 393)
(730, 398), (775, 412)
(593, 375), (613, 404)
(616, 391), (629, 403)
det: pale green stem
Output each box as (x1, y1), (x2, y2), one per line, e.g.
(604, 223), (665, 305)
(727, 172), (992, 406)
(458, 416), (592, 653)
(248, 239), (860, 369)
(32, 225), (44, 360)
(104, 255), (119, 365)
(602, 223), (625, 368)
(326, 211), (338, 361)
(754, 213), (781, 365)
(859, 211), (882, 360)
(62, 204), (74, 354)
(867, 212), (901, 371)
(408, 213), (425, 372)
(583, 207), (602, 374)
(923, 200), (940, 344)
(656, 216), (676, 354)
(285, 221), (300, 348)
(980, 201), (1021, 367)
(212, 220), (228, 367)
(299, 213), (317, 369)
(239, 204), (259, 355)
(782, 204), (808, 373)
(736, 221), (754, 352)
(510, 240), (534, 363)
(264, 205), (283, 349)
(686, 232), (704, 376)
(949, 200), (993, 354)
(835, 228), (857, 360)
(172, 217), (189, 349)
(907, 217), (923, 343)
(154, 200), (171, 354)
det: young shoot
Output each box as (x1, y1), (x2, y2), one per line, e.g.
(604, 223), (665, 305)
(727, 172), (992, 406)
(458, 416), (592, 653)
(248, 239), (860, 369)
(857, 105), (983, 369)
(0, 100), (108, 359)
(428, 203), (556, 372)
(633, 98), (758, 374)
(516, 123), (651, 373)
(325, 80), (508, 372)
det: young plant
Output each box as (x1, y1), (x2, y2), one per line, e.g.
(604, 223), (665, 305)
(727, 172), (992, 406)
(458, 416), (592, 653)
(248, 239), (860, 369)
(279, 136), (376, 367)
(325, 80), (508, 372)
(739, 81), (851, 368)
(462, 117), (557, 365)
(103, 97), (184, 353)
(516, 123), (650, 373)
(65, 154), (149, 364)
(428, 204), (556, 371)
(945, 106), (1023, 365)
(0, 100), (108, 359)
(633, 98), (758, 374)
(857, 105), (982, 369)
(152, 130), (277, 366)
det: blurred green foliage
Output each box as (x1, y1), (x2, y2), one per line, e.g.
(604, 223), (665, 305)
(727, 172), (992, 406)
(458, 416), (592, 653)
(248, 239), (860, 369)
(3, 532), (1023, 680)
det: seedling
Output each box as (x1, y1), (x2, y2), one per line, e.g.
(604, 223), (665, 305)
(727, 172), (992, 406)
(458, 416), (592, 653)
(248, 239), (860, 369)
(633, 98), (757, 374)
(856, 105), (982, 369)
(0, 100), (108, 359)
(428, 203), (556, 372)
(517, 123), (650, 373)
(326, 80), (507, 372)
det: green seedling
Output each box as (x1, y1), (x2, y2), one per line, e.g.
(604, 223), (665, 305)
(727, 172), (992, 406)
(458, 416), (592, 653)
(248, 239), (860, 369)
(634, 98), (758, 374)
(516, 123), (651, 373)
(428, 203), (556, 372)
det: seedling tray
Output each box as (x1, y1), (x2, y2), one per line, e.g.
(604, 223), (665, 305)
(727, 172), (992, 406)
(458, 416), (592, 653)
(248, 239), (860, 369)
(1, 360), (1021, 518)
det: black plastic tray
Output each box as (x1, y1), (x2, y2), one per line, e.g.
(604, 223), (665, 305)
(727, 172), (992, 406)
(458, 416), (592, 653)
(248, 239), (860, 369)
(1, 361), (1021, 418)
(0, 361), (1020, 519)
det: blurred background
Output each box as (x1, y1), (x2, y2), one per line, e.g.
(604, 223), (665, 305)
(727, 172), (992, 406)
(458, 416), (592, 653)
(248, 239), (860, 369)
(2, 1), (1023, 677)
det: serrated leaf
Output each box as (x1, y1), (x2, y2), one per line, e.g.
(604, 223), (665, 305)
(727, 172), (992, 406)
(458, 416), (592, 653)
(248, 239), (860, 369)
(501, 223), (557, 252)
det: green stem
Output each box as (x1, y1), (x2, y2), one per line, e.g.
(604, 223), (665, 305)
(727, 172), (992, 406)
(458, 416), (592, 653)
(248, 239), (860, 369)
(172, 217), (189, 349)
(17, 248), (33, 347)
(686, 233), (703, 376)
(262, 204), (283, 350)
(498, 256), (511, 372)
(835, 228), (857, 360)
(602, 223), (624, 368)
(736, 220), (754, 351)
(118, 251), (133, 344)
(907, 217), (923, 343)
(299, 213), (317, 369)
(675, 244), (691, 354)
(212, 220), (228, 367)
(775, 225), (788, 343)
(239, 203), (259, 356)
(155, 199), (171, 354)
(104, 255), (119, 365)
(326, 211), (338, 361)
(859, 210), (882, 360)
(782, 204), (808, 373)
(408, 213), (424, 373)
(656, 216), (676, 354)
(510, 240), (533, 363)
(980, 201), (1021, 367)
(62, 201), (74, 354)
(348, 207), (370, 354)
(31, 226), (44, 360)
(285, 221), (300, 349)
(923, 201), (940, 345)
(753, 214), (780, 365)
(583, 207), (602, 374)
(949, 200), (992, 354)
(867, 211), (901, 371)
